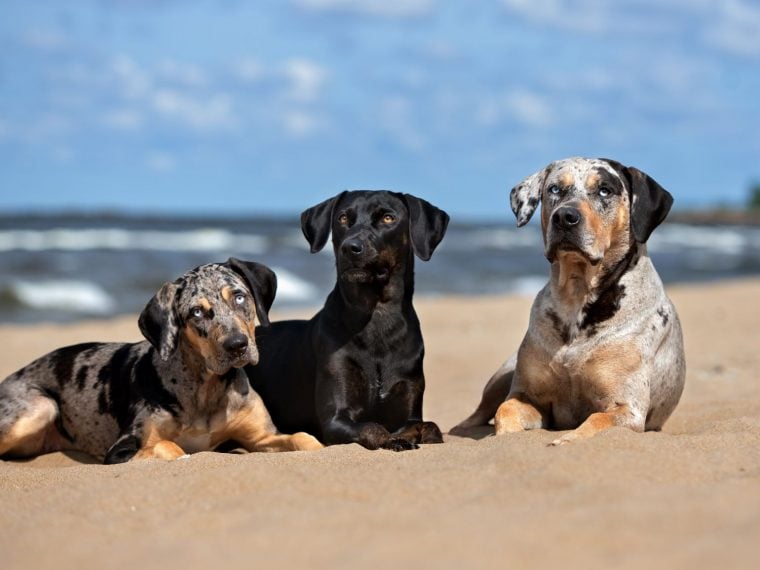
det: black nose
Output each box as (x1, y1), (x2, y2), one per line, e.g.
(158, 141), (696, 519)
(341, 238), (363, 256)
(223, 333), (248, 353)
(552, 207), (581, 229)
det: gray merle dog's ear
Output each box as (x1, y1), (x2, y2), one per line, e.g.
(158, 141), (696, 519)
(603, 159), (674, 243)
(226, 257), (277, 327)
(300, 191), (348, 253)
(509, 163), (554, 227)
(401, 193), (450, 261)
(138, 280), (181, 361)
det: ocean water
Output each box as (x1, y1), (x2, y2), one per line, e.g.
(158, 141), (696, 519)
(1, 213), (759, 323)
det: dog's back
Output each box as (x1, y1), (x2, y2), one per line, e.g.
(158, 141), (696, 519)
(247, 319), (320, 437)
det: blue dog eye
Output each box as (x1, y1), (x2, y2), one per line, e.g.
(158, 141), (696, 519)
(191, 308), (203, 319)
(548, 185), (561, 195)
(599, 187), (610, 197)
(235, 294), (246, 305)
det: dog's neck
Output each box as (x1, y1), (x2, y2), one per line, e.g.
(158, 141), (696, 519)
(329, 250), (415, 329)
(549, 242), (642, 322)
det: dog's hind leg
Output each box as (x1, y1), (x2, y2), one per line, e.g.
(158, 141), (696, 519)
(449, 353), (516, 435)
(0, 386), (64, 458)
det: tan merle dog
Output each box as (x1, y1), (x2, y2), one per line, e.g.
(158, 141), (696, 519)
(0, 258), (322, 463)
(452, 157), (685, 445)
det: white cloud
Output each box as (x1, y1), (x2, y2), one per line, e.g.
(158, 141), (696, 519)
(152, 89), (236, 130)
(478, 90), (553, 128)
(156, 59), (208, 87)
(21, 29), (69, 51)
(379, 96), (426, 151)
(282, 110), (324, 137)
(110, 55), (151, 99)
(705, 0), (760, 57)
(294, 0), (433, 19)
(101, 109), (144, 131)
(283, 58), (327, 102)
(235, 57), (263, 82)
(146, 151), (177, 172)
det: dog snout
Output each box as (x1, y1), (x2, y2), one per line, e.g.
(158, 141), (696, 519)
(341, 238), (364, 257)
(552, 207), (581, 230)
(222, 333), (249, 354)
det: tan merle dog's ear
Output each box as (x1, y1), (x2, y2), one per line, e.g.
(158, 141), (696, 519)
(603, 159), (674, 243)
(138, 280), (181, 361)
(401, 193), (450, 261)
(509, 162), (556, 227)
(300, 191), (348, 253)
(226, 258), (277, 327)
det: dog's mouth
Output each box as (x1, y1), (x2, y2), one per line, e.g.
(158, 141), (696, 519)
(546, 239), (602, 266)
(341, 265), (390, 284)
(208, 348), (258, 376)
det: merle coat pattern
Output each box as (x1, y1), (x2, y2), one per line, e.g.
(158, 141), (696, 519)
(0, 259), (322, 463)
(452, 158), (685, 445)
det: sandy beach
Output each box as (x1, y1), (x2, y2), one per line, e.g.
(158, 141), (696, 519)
(1, 278), (759, 569)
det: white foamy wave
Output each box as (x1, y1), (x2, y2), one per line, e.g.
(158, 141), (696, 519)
(649, 225), (746, 255)
(507, 276), (546, 296)
(0, 228), (267, 254)
(447, 227), (542, 251)
(271, 267), (319, 302)
(10, 280), (116, 314)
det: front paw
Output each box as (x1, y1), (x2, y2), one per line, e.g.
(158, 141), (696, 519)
(419, 421), (444, 444)
(292, 432), (324, 451)
(382, 438), (419, 452)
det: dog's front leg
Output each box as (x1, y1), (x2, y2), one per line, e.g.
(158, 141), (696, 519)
(548, 404), (644, 446)
(322, 414), (417, 451)
(494, 395), (546, 435)
(104, 432), (187, 463)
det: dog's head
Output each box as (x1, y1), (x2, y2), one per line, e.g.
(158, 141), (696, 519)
(138, 258), (276, 375)
(510, 157), (673, 266)
(300, 190), (449, 286)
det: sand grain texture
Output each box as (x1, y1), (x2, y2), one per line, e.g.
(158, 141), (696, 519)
(1, 279), (759, 569)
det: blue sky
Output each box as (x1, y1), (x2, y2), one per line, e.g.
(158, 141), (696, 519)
(1, 0), (759, 218)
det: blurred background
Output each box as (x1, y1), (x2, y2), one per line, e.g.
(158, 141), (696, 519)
(1, 0), (759, 323)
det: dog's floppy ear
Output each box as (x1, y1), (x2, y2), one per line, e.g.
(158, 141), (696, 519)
(402, 193), (450, 261)
(301, 191), (347, 253)
(604, 159), (673, 243)
(509, 163), (554, 227)
(139, 280), (181, 361)
(226, 258), (277, 327)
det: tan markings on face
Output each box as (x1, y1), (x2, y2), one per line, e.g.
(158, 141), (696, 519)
(183, 322), (218, 363)
(577, 200), (606, 253)
(585, 172), (600, 191)
(221, 286), (233, 302)
(198, 297), (211, 312)
(559, 172), (574, 188)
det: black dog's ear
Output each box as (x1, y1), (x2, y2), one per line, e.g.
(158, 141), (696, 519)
(300, 191), (347, 253)
(402, 194), (450, 261)
(604, 159), (674, 243)
(138, 281), (181, 361)
(227, 257), (277, 327)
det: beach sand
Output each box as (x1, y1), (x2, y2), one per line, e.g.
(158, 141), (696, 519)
(1, 279), (759, 569)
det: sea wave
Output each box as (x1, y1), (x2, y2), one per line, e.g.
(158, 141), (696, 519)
(271, 266), (320, 302)
(4, 280), (116, 314)
(0, 228), (267, 254)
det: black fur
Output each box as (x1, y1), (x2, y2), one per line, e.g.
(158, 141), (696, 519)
(247, 190), (449, 451)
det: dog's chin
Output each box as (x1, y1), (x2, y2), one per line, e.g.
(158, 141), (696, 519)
(546, 242), (602, 266)
(207, 351), (257, 376)
(340, 266), (390, 284)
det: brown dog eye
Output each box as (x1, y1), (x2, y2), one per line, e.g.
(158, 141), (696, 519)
(338, 213), (349, 225)
(382, 214), (395, 224)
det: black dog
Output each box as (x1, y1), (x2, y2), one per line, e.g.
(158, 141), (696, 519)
(246, 191), (449, 451)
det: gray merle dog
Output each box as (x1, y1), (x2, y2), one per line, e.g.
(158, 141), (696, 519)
(0, 258), (322, 463)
